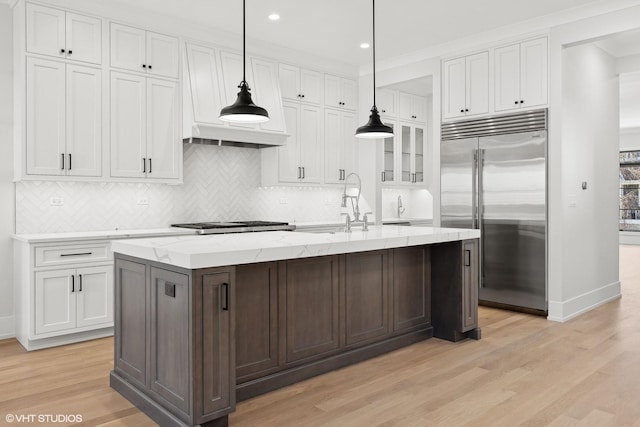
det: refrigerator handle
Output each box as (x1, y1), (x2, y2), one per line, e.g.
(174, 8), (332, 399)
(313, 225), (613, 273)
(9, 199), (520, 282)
(472, 149), (478, 229)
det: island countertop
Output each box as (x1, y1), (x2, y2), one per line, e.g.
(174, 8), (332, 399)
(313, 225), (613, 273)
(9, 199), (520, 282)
(111, 225), (480, 269)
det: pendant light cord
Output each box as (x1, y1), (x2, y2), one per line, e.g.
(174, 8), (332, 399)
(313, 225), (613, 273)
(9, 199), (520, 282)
(242, 0), (247, 86)
(372, 0), (376, 108)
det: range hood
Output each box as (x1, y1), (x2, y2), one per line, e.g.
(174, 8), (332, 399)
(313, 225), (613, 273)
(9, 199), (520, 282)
(183, 43), (289, 149)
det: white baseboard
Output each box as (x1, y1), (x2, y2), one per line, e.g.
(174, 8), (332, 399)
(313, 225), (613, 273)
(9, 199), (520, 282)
(620, 231), (640, 245)
(0, 315), (15, 340)
(547, 281), (621, 322)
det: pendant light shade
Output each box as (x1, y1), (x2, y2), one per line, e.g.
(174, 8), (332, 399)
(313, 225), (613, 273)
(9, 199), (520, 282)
(219, 0), (269, 123)
(355, 0), (393, 139)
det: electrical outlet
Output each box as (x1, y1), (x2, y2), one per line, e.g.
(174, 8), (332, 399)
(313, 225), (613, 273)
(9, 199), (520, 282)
(279, 198), (289, 205)
(137, 197), (149, 205)
(50, 197), (64, 206)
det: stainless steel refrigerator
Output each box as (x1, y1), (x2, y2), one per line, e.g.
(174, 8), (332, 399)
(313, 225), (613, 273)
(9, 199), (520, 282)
(440, 110), (547, 314)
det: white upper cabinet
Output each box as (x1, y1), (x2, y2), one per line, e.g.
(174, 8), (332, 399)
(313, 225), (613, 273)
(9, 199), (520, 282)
(184, 43), (224, 125)
(26, 3), (101, 65)
(377, 88), (397, 117)
(399, 92), (427, 122)
(26, 57), (102, 177)
(110, 23), (179, 79)
(324, 74), (356, 110)
(251, 58), (286, 133)
(442, 51), (489, 120)
(495, 37), (548, 112)
(110, 72), (180, 180)
(324, 109), (357, 184)
(279, 64), (322, 104)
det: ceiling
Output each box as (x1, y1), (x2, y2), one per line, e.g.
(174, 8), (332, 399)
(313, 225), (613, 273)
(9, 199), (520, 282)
(106, 0), (614, 67)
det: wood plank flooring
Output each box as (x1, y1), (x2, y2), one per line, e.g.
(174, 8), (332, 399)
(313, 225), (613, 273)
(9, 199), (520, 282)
(1, 245), (639, 426)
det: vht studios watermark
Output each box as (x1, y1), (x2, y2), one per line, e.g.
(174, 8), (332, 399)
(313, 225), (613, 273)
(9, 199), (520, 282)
(5, 414), (83, 423)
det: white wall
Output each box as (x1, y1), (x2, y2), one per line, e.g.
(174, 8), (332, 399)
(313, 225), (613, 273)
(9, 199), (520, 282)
(547, 6), (635, 320)
(0, 3), (14, 339)
(620, 128), (640, 150)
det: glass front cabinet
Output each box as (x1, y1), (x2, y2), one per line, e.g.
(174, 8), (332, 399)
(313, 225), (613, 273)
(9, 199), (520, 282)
(382, 120), (426, 186)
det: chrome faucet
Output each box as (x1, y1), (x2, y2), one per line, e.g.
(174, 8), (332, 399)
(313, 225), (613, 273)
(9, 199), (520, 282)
(341, 172), (370, 231)
(397, 195), (406, 218)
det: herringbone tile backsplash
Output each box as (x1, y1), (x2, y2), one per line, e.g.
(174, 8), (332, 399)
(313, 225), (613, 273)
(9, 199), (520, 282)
(16, 144), (347, 234)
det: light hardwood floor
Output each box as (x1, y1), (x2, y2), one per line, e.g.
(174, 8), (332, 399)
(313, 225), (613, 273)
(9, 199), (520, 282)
(2, 246), (639, 426)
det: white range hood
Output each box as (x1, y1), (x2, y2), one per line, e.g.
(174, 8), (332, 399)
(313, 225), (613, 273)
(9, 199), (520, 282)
(183, 42), (289, 148)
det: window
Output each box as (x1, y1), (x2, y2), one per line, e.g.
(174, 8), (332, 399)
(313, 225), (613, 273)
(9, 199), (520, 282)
(620, 150), (640, 231)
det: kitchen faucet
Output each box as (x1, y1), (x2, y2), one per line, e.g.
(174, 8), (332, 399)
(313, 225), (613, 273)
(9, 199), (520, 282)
(397, 195), (406, 218)
(341, 172), (371, 232)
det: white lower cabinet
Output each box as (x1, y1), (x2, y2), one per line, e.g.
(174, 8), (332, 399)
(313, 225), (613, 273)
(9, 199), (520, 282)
(14, 239), (115, 350)
(35, 265), (113, 335)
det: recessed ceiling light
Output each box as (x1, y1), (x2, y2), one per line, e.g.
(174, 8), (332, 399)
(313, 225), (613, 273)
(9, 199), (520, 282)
(268, 13), (280, 21)
(360, 43), (370, 49)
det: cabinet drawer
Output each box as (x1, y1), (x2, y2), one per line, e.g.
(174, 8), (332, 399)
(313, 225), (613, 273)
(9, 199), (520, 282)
(35, 243), (111, 267)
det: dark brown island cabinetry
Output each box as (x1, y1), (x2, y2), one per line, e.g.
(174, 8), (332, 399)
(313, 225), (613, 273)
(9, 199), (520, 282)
(111, 239), (479, 427)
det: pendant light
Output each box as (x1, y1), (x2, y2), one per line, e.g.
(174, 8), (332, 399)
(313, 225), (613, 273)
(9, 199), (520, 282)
(355, 0), (393, 139)
(219, 0), (269, 123)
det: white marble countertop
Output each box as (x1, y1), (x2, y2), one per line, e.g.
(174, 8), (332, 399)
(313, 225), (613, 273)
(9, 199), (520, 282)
(13, 228), (197, 244)
(111, 225), (480, 269)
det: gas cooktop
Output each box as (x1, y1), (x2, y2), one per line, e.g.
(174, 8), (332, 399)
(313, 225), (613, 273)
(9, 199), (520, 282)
(171, 221), (295, 235)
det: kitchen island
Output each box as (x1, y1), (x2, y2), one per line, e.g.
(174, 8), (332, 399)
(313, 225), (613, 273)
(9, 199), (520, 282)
(110, 226), (481, 427)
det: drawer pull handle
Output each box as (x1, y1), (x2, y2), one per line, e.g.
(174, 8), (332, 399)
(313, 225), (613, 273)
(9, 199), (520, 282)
(71, 274), (75, 293)
(79, 274), (82, 292)
(60, 252), (93, 257)
(221, 283), (229, 311)
(464, 249), (471, 267)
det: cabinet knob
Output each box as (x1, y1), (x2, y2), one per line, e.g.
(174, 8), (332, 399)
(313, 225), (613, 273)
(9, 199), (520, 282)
(60, 48), (65, 54)
(460, 109), (464, 113)
(381, 109), (386, 113)
(301, 94), (305, 98)
(148, 65), (152, 69)
(142, 64), (147, 68)
(412, 115), (416, 119)
(520, 100), (524, 104)
(514, 100), (519, 105)
(68, 50), (72, 55)
(465, 109), (469, 112)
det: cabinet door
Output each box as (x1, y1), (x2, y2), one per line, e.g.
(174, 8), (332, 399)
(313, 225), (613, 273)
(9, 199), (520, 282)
(278, 103), (300, 183)
(392, 247), (430, 332)
(146, 78), (180, 179)
(146, 31), (179, 79)
(494, 44), (520, 112)
(110, 72), (146, 178)
(466, 51), (489, 116)
(398, 92), (413, 121)
(236, 263), (279, 382)
(520, 38), (548, 108)
(251, 57), (286, 133)
(76, 265), (113, 328)
(26, 4), (65, 59)
(278, 64), (300, 101)
(344, 251), (389, 346)
(26, 57), (66, 176)
(35, 269), (76, 335)
(400, 123), (412, 184)
(340, 78), (357, 110)
(442, 57), (466, 119)
(412, 95), (427, 122)
(341, 111), (358, 177)
(299, 105), (322, 183)
(114, 258), (149, 389)
(300, 68), (322, 104)
(323, 109), (343, 184)
(382, 121), (396, 183)
(413, 125), (425, 184)
(461, 240), (479, 332)
(283, 256), (340, 364)
(150, 267), (191, 414)
(110, 23), (146, 73)
(185, 43), (224, 124)
(324, 74), (340, 108)
(193, 268), (235, 422)
(65, 12), (101, 65)
(377, 88), (397, 117)
(66, 65), (102, 177)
